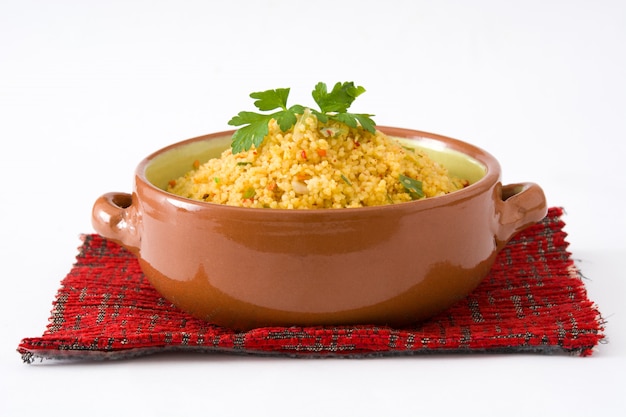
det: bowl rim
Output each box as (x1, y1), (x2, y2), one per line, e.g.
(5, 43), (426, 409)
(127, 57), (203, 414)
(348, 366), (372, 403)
(134, 126), (502, 215)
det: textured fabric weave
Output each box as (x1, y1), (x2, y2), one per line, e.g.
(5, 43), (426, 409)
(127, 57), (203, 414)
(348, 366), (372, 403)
(18, 207), (604, 362)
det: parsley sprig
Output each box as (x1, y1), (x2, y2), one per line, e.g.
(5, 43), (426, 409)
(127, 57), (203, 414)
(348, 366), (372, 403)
(228, 82), (376, 153)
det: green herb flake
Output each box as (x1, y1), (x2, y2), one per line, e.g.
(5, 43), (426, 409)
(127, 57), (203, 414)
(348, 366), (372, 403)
(213, 177), (220, 183)
(340, 174), (352, 186)
(243, 187), (256, 200)
(236, 161), (252, 166)
(399, 174), (424, 199)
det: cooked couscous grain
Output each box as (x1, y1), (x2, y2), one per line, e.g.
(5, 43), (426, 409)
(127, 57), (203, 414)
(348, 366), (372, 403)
(167, 114), (468, 208)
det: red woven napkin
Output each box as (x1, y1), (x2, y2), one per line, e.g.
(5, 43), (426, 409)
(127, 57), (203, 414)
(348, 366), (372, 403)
(18, 207), (604, 362)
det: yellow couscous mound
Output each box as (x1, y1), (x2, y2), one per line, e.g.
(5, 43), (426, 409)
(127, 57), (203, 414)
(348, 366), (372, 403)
(167, 114), (468, 209)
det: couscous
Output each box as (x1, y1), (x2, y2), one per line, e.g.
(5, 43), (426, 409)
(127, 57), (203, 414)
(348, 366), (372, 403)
(167, 112), (468, 209)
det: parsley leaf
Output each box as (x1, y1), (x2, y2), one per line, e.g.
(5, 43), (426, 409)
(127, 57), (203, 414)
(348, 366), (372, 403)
(250, 88), (291, 111)
(310, 82), (376, 133)
(229, 111), (273, 154)
(312, 81), (364, 113)
(228, 82), (376, 153)
(332, 112), (377, 133)
(228, 88), (305, 153)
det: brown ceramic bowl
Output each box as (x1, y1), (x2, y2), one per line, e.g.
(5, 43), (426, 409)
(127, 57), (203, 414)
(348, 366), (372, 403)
(92, 127), (547, 330)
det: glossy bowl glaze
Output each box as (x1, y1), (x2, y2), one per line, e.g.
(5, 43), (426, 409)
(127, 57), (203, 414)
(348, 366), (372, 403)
(92, 127), (547, 330)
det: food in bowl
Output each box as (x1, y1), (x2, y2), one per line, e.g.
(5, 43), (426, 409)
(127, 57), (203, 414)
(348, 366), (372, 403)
(167, 116), (469, 209)
(168, 82), (467, 209)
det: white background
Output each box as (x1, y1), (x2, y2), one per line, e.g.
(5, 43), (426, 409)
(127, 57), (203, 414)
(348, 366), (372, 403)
(1, 1), (625, 416)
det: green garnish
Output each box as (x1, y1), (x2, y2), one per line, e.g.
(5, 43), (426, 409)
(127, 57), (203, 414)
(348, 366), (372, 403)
(399, 174), (424, 199)
(309, 82), (376, 133)
(340, 174), (352, 186)
(236, 161), (252, 166)
(228, 89), (304, 154)
(243, 187), (256, 200)
(228, 82), (376, 153)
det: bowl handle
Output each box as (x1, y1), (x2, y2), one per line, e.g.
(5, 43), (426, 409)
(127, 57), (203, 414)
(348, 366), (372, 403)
(495, 182), (547, 249)
(91, 192), (141, 254)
